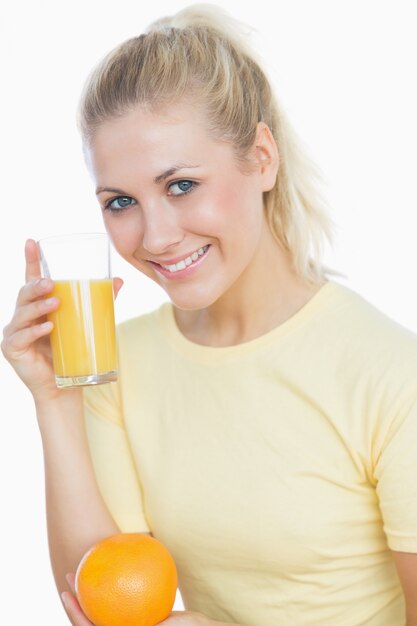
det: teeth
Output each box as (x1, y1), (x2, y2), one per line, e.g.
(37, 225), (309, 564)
(161, 245), (208, 273)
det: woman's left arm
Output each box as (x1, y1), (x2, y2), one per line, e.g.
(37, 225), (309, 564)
(391, 551), (417, 626)
(62, 573), (244, 626)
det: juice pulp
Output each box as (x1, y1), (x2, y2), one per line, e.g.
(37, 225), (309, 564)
(47, 279), (117, 378)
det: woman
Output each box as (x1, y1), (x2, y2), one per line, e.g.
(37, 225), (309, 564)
(2, 4), (417, 625)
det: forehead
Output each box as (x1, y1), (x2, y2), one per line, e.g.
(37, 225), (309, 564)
(96, 100), (208, 139)
(86, 102), (223, 176)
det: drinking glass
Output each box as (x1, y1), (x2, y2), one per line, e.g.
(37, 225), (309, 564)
(38, 233), (118, 388)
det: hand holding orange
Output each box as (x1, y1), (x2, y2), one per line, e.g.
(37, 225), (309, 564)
(75, 533), (178, 626)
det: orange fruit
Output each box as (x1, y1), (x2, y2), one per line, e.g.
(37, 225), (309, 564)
(75, 533), (178, 626)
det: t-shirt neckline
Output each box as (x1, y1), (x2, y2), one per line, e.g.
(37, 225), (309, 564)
(157, 279), (339, 362)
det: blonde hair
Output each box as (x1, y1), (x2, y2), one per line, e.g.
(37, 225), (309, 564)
(78, 3), (341, 285)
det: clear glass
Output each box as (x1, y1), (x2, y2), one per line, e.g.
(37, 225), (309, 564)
(38, 233), (118, 388)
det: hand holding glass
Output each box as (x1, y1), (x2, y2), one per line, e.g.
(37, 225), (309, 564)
(38, 233), (118, 388)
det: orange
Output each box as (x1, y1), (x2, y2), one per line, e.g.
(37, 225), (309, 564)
(75, 533), (178, 626)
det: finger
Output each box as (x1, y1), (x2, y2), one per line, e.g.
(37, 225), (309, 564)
(155, 613), (181, 624)
(10, 296), (59, 331)
(157, 611), (207, 624)
(66, 572), (76, 594)
(25, 239), (42, 283)
(113, 277), (124, 300)
(61, 592), (94, 626)
(16, 277), (54, 308)
(2, 321), (53, 359)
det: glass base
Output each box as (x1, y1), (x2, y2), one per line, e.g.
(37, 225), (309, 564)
(56, 370), (118, 388)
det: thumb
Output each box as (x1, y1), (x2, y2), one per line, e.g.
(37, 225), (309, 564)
(112, 277), (124, 300)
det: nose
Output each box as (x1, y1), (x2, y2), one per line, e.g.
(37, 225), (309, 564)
(141, 204), (184, 255)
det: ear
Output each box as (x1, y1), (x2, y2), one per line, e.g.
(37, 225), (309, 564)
(253, 122), (279, 192)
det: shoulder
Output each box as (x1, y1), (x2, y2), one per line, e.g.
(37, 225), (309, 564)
(326, 280), (417, 352)
(324, 281), (417, 398)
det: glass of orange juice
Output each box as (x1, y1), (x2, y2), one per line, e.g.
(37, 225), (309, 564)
(38, 233), (118, 388)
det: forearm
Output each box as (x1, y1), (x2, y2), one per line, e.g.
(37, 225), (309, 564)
(35, 390), (119, 594)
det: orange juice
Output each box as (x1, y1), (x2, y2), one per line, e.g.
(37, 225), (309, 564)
(47, 279), (117, 386)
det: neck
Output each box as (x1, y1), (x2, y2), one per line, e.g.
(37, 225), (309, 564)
(174, 221), (326, 347)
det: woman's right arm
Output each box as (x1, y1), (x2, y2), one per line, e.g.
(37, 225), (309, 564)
(1, 239), (120, 596)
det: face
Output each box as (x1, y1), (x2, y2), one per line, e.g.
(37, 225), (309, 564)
(85, 102), (276, 310)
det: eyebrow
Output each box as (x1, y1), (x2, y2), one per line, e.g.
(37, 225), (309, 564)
(96, 163), (200, 195)
(153, 163), (200, 185)
(96, 186), (127, 196)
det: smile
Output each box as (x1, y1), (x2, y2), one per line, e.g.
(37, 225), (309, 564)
(159, 245), (210, 273)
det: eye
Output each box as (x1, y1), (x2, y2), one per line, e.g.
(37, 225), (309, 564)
(167, 180), (197, 197)
(104, 196), (135, 212)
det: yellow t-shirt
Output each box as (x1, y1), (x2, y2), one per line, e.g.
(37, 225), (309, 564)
(83, 279), (417, 626)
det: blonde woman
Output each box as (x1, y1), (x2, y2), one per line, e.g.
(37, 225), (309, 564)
(2, 4), (417, 625)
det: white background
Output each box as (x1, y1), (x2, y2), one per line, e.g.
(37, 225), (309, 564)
(1, 1), (416, 623)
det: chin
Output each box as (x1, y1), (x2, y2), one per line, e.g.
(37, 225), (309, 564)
(166, 285), (223, 311)
(168, 295), (215, 312)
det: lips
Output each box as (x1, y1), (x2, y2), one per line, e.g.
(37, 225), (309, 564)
(150, 244), (211, 278)
(158, 245), (209, 273)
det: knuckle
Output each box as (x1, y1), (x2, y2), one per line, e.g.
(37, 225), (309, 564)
(38, 298), (47, 312)
(0, 335), (11, 358)
(34, 323), (44, 335)
(17, 284), (27, 300)
(20, 279), (40, 300)
(27, 324), (38, 338)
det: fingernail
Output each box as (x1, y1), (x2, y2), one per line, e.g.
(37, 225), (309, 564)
(44, 297), (58, 306)
(61, 592), (69, 608)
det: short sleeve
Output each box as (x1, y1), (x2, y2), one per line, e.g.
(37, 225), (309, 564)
(83, 382), (150, 534)
(374, 397), (417, 552)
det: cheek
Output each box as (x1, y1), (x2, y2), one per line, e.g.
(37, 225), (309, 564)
(196, 179), (256, 231)
(209, 177), (263, 240)
(103, 213), (143, 260)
